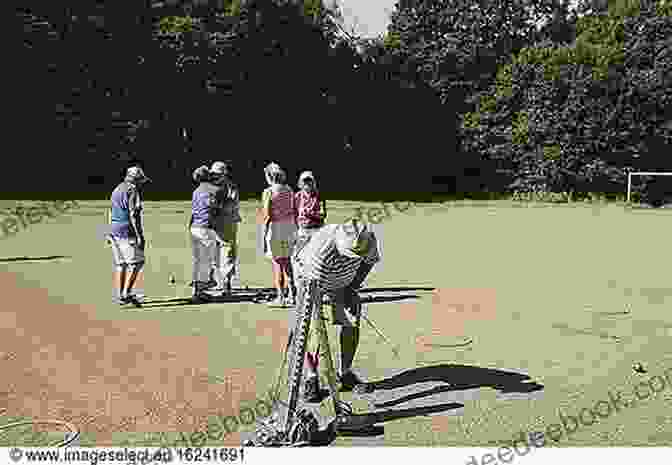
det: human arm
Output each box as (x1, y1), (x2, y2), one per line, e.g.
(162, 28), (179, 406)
(128, 188), (145, 249)
(262, 189), (272, 229)
(261, 190), (272, 253)
(320, 198), (327, 223)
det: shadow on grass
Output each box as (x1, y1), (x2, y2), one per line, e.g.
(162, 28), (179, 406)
(360, 287), (436, 294)
(138, 291), (275, 309)
(300, 364), (544, 442)
(364, 364), (543, 406)
(361, 295), (421, 304)
(0, 256), (71, 263)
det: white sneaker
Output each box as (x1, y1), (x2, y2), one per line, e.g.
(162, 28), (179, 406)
(268, 296), (285, 308)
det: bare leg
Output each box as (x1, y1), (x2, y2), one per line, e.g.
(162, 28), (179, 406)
(281, 260), (296, 301)
(124, 263), (144, 296)
(339, 326), (360, 375)
(272, 260), (285, 298)
(116, 266), (128, 298)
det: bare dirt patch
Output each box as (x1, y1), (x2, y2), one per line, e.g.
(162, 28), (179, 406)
(411, 288), (496, 353)
(0, 271), (266, 446)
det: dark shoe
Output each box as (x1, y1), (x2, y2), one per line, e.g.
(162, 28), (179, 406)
(339, 370), (365, 393)
(125, 294), (143, 307)
(303, 376), (321, 403)
(190, 292), (212, 304)
(333, 414), (375, 434)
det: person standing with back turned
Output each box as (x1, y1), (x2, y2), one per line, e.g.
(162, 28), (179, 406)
(261, 162), (298, 307)
(189, 165), (224, 304)
(210, 161), (241, 294)
(108, 166), (151, 307)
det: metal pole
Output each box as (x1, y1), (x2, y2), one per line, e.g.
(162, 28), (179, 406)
(627, 172), (632, 205)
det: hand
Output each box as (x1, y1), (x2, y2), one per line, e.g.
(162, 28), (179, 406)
(138, 238), (146, 251)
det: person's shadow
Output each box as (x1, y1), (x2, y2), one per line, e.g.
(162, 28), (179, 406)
(307, 363), (544, 444)
(138, 286), (433, 309)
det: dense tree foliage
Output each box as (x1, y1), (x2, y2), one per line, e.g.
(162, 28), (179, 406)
(461, 0), (672, 198)
(13, 0), (672, 202)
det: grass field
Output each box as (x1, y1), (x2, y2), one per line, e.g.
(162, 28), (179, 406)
(1, 199), (672, 448)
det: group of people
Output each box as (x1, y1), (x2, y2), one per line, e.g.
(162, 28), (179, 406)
(107, 162), (382, 406)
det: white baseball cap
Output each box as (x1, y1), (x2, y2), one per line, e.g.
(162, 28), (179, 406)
(335, 219), (371, 259)
(299, 171), (315, 183)
(210, 161), (230, 176)
(193, 165), (210, 182)
(126, 166), (151, 183)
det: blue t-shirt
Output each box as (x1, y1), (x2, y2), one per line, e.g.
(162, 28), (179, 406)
(191, 182), (222, 228)
(110, 181), (142, 238)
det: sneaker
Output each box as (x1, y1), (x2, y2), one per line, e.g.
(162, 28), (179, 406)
(203, 279), (218, 290)
(125, 294), (143, 307)
(303, 376), (321, 403)
(267, 296), (285, 308)
(339, 370), (366, 393)
(333, 414), (373, 434)
(190, 292), (212, 304)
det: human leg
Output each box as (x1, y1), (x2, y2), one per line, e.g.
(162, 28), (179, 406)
(331, 288), (362, 389)
(191, 227), (215, 300)
(218, 223), (238, 291)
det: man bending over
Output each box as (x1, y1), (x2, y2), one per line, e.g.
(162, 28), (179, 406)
(291, 218), (380, 405)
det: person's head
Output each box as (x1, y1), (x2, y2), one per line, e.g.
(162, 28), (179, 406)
(210, 161), (231, 185)
(298, 171), (317, 193)
(336, 219), (373, 258)
(192, 165), (210, 183)
(125, 166), (151, 186)
(264, 162), (286, 186)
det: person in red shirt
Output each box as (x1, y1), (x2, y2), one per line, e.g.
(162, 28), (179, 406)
(294, 171), (326, 254)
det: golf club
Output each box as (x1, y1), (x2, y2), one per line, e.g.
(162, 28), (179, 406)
(361, 311), (400, 359)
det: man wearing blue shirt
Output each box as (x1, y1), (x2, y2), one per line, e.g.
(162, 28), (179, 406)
(108, 166), (151, 306)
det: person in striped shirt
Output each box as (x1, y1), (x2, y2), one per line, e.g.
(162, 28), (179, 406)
(291, 218), (380, 402)
(261, 162), (298, 307)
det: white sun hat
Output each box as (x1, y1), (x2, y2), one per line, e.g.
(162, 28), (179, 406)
(126, 166), (151, 183)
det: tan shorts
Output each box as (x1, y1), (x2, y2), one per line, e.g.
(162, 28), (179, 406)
(109, 235), (145, 267)
(289, 286), (361, 329)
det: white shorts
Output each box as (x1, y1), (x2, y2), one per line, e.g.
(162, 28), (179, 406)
(109, 235), (145, 267)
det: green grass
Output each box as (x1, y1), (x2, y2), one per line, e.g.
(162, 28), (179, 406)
(1, 199), (672, 446)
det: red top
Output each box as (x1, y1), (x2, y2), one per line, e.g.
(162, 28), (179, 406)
(264, 185), (295, 223)
(295, 190), (322, 228)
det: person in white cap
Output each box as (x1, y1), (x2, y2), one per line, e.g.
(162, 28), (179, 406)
(107, 166), (151, 306)
(293, 171), (327, 254)
(189, 165), (224, 303)
(290, 218), (380, 403)
(209, 161), (241, 294)
(261, 162), (298, 307)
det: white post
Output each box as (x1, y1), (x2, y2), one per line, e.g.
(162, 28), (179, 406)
(627, 172), (632, 205)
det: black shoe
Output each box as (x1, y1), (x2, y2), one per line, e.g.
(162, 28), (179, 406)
(333, 414), (376, 434)
(303, 376), (321, 403)
(190, 292), (212, 304)
(339, 370), (366, 393)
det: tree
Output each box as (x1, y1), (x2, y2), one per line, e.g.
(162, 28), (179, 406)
(462, 0), (672, 196)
